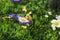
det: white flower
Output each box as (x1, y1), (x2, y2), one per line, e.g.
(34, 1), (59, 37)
(48, 12), (52, 15)
(51, 19), (60, 30)
(56, 15), (60, 20)
(45, 15), (49, 18)
(51, 24), (56, 30)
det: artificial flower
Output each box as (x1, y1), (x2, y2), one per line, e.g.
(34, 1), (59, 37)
(51, 19), (60, 30)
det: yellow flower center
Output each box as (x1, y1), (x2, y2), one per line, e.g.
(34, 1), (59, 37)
(20, 18), (27, 22)
(54, 21), (59, 27)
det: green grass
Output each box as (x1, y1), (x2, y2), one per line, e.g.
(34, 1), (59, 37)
(0, 0), (60, 40)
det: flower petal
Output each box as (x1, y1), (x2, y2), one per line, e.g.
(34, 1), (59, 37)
(19, 20), (30, 24)
(51, 19), (57, 23)
(9, 14), (19, 20)
(56, 15), (60, 20)
(57, 24), (60, 27)
(51, 24), (56, 30)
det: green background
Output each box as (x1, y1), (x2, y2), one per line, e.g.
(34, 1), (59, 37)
(0, 0), (60, 40)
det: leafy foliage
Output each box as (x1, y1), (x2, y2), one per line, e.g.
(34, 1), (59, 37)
(0, 0), (59, 40)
